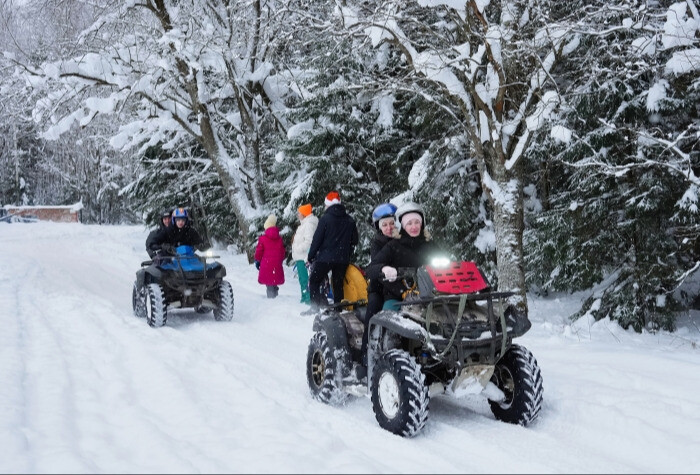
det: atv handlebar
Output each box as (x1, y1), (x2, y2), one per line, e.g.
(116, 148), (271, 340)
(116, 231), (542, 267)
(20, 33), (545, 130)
(381, 267), (417, 283)
(140, 251), (220, 267)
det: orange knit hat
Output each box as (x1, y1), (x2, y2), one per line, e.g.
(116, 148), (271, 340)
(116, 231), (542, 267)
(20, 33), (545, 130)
(298, 203), (312, 217)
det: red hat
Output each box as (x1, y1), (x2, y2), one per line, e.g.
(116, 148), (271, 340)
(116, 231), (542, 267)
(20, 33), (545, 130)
(298, 203), (312, 217)
(324, 191), (341, 207)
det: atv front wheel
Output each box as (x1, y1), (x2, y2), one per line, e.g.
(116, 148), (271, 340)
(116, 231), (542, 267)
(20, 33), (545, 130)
(370, 349), (429, 437)
(306, 331), (347, 405)
(145, 283), (167, 328)
(488, 343), (543, 426)
(132, 282), (146, 318)
(213, 280), (234, 321)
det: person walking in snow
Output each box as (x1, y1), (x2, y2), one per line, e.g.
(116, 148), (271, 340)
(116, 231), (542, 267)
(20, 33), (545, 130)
(254, 214), (286, 298)
(305, 191), (358, 313)
(291, 203), (318, 304)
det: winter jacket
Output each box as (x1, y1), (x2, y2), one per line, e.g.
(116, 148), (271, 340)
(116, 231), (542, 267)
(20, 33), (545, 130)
(291, 214), (319, 262)
(151, 222), (206, 253)
(367, 230), (440, 301)
(307, 204), (358, 265)
(254, 226), (286, 286)
(146, 222), (169, 258)
(367, 232), (395, 293)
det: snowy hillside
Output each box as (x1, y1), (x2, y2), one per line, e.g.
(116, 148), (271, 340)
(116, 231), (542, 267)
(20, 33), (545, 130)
(1, 222), (699, 474)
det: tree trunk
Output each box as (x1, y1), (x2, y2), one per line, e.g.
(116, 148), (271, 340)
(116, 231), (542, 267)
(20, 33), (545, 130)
(481, 150), (528, 314)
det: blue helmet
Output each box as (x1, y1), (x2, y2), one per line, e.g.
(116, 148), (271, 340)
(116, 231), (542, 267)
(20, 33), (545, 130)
(372, 203), (397, 230)
(172, 207), (188, 222)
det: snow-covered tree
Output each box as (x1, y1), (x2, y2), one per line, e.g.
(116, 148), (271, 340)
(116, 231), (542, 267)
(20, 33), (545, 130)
(524, 0), (700, 330)
(0, 0), (135, 222)
(9, 0), (297, 259)
(272, 27), (464, 262)
(329, 0), (589, 313)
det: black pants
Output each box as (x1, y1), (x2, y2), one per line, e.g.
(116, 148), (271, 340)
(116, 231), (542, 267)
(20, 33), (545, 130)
(309, 261), (348, 305)
(360, 290), (384, 366)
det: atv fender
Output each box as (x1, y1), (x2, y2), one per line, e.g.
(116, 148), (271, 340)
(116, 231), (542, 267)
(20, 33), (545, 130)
(312, 312), (353, 379)
(136, 265), (164, 287)
(135, 268), (147, 287)
(206, 263), (226, 280)
(370, 310), (428, 343)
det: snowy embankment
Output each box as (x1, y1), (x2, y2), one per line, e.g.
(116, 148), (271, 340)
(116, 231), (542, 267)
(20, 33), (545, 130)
(1, 222), (699, 474)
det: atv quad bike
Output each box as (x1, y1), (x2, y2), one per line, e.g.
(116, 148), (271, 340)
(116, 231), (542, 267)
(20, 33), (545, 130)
(305, 260), (543, 437)
(132, 245), (234, 327)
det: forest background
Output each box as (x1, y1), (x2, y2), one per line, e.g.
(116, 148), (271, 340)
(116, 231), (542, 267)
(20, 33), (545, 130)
(1, 0), (698, 333)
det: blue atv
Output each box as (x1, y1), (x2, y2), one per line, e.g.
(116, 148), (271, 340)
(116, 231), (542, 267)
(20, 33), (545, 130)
(132, 245), (234, 327)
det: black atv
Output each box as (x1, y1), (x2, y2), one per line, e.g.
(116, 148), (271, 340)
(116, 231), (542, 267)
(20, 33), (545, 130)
(305, 260), (543, 437)
(132, 245), (234, 327)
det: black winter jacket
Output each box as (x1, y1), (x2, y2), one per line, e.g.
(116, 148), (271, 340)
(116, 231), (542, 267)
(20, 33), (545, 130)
(367, 230), (440, 301)
(308, 204), (358, 264)
(151, 222), (206, 254)
(146, 222), (169, 258)
(367, 232), (394, 294)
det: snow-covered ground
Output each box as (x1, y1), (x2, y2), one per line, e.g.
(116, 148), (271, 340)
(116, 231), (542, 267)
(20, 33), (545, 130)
(1, 222), (699, 474)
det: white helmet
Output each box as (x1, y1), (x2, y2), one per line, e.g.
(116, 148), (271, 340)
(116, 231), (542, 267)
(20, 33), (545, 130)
(395, 201), (424, 225)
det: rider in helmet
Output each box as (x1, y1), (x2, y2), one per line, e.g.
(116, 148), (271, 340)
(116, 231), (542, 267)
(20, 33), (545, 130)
(360, 202), (398, 368)
(151, 206), (209, 255)
(146, 208), (173, 258)
(367, 201), (440, 309)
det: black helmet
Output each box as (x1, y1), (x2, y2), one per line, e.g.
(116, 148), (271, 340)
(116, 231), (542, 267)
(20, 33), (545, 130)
(161, 208), (173, 218)
(372, 203), (397, 230)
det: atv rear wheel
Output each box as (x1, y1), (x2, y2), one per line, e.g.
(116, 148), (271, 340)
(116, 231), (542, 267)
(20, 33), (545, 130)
(306, 331), (347, 405)
(145, 283), (167, 328)
(132, 282), (146, 318)
(213, 280), (234, 321)
(488, 343), (543, 426)
(370, 349), (429, 437)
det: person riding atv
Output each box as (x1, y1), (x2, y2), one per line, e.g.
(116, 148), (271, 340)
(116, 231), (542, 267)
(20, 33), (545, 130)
(305, 202), (543, 437)
(145, 208), (172, 258)
(133, 207), (234, 327)
(149, 207), (210, 256)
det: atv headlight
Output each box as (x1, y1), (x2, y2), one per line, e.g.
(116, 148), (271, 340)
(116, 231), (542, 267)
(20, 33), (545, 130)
(430, 256), (451, 268)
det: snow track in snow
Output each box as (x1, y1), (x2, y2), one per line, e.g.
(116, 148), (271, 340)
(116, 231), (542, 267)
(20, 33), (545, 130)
(1, 222), (699, 473)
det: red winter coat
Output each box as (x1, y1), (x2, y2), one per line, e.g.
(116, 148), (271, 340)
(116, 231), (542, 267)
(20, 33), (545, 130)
(254, 226), (286, 286)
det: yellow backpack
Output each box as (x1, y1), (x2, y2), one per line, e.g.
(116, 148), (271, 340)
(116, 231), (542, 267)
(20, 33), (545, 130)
(342, 263), (368, 308)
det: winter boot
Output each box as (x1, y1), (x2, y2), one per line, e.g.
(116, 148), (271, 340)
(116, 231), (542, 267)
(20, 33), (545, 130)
(266, 285), (278, 298)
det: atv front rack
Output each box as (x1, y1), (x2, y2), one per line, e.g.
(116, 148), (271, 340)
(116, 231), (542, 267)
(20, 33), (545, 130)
(395, 290), (520, 363)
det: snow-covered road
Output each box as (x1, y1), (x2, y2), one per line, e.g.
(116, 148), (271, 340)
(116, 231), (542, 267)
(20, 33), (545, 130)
(1, 223), (699, 473)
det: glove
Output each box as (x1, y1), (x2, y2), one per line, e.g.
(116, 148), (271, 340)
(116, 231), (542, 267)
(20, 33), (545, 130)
(160, 242), (173, 254)
(255, 260), (261, 270)
(382, 266), (398, 282)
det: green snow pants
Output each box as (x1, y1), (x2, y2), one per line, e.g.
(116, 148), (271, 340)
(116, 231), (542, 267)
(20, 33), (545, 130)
(296, 260), (310, 304)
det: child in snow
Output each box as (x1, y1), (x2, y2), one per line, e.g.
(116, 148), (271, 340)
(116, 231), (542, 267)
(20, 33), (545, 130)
(291, 203), (319, 304)
(254, 214), (286, 298)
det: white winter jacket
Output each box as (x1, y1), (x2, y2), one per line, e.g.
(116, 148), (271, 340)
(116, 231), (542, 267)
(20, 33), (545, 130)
(291, 214), (319, 262)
